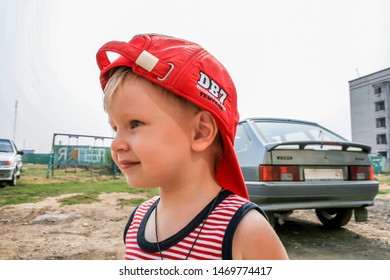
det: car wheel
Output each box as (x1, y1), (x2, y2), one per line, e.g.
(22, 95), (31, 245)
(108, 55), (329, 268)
(9, 171), (17, 186)
(16, 167), (22, 179)
(315, 208), (353, 229)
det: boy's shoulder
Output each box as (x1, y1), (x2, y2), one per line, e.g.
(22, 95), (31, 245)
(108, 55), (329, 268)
(219, 192), (265, 216)
(123, 196), (159, 243)
(138, 195), (159, 208)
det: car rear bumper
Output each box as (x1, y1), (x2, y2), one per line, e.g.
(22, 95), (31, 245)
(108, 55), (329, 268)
(247, 180), (379, 211)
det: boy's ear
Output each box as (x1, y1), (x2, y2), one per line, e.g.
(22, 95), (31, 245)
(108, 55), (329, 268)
(191, 111), (218, 152)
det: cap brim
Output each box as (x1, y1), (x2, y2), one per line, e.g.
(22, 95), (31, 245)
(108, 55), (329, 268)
(215, 135), (248, 199)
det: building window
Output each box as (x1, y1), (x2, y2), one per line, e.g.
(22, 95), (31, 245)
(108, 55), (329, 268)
(375, 101), (385, 111)
(377, 134), (387, 144)
(375, 87), (382, 97)
(376, 117), (386, 128)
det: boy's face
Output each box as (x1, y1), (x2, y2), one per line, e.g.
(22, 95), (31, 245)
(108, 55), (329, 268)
(106, 76), (197, 189)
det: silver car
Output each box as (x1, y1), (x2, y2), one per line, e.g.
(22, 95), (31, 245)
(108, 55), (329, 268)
(0, 139), (23, 186)
(234, 118), (379, 228)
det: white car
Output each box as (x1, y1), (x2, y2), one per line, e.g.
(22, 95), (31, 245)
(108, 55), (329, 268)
(0, 139), (23, 186)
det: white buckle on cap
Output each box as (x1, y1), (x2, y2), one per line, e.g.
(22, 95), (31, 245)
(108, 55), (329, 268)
(135, 50), (159, 72)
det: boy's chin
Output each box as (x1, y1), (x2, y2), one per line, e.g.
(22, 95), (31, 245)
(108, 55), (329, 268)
(125, 176), (156, 190)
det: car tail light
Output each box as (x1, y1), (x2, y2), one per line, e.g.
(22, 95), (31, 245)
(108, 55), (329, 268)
(6, 161), (12, 166)
(349, 166), (375, 180)
(260, 165), (301, 181)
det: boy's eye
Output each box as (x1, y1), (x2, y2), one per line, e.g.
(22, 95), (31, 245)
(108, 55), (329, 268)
(130, 120), (143, 129)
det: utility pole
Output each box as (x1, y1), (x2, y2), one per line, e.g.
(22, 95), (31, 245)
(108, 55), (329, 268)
(13, 100), (18, 142)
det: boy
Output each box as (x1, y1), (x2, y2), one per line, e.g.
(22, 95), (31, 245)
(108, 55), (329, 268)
(96, 34), (288, 260)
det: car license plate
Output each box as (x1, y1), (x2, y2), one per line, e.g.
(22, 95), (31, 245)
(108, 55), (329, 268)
(304, 168), (344, 181)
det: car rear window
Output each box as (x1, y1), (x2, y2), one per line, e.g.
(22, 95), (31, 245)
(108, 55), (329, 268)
(253, 121), (346, 143)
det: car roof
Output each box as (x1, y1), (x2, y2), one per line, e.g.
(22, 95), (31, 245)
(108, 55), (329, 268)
(239, 117), (319, 126)
(238, 117), (353, 143)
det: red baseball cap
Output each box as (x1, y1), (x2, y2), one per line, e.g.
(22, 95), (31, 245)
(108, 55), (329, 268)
(96, 34), (248, 199)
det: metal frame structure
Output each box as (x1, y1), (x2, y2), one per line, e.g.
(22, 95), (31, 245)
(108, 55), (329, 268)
(47, 133), (114, 178)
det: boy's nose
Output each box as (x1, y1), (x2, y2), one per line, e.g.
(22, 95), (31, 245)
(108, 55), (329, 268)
(111, 133), (129, 152)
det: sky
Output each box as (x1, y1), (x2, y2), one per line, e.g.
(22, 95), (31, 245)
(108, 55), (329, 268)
(0, 0), (389, 153)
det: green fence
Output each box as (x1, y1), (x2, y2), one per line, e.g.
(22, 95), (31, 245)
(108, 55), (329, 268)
(46, 145), (117, 177)
(370, 154), (385, 174)
(52, 145), (111, 167)
(22, 153), (51, 164)
(22, 146), (113, 167)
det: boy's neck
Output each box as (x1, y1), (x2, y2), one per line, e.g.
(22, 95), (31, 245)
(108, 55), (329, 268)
(158, 180), (222, 211)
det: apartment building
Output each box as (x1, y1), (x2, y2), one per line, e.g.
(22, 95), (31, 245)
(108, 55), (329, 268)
(349, 67), (390, 171)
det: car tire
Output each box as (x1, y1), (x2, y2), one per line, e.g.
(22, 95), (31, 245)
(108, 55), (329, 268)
(9, 171), (17, 186)
(315, 208), (353, 229)
(16, 167), (22, 179)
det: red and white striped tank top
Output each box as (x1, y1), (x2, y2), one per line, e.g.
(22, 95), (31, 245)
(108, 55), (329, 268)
(123, 190), (265, 260)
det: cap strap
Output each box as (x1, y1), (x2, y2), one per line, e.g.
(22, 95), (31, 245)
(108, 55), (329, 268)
(135, 50), (159, 72)
(96, 41), (173, 80)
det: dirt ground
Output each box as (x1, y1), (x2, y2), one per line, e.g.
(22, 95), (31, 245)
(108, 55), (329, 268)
(0, 185), (389, 260)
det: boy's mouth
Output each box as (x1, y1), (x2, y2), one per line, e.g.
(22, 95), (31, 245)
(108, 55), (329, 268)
(119, 160), (140, 169)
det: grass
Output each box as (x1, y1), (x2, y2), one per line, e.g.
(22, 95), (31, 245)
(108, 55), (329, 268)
(59, 194), (101, 205)
(375, 174), (390, 195)
(0, 164), (158, 207)
(117, 197), (147, 207)
(378, 189), (390, 195)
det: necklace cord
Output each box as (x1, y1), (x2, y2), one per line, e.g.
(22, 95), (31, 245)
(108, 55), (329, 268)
(155, 207), (164, 260)
(154, 188), (224, 260)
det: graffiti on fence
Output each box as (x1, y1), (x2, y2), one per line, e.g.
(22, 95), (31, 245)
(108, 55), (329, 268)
(54, 146), (110, 166)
